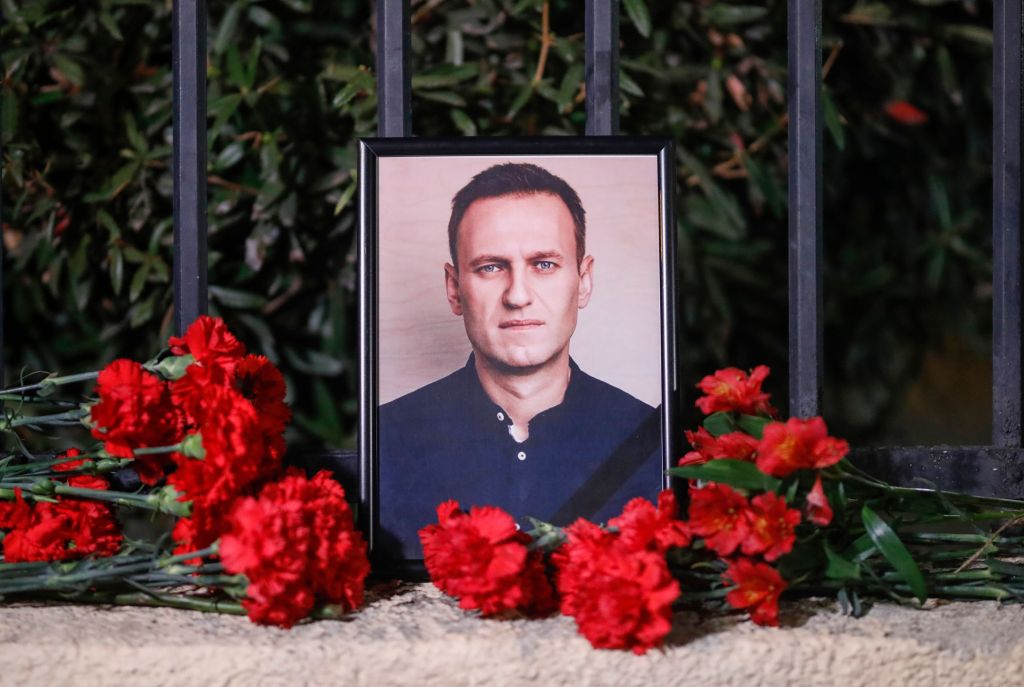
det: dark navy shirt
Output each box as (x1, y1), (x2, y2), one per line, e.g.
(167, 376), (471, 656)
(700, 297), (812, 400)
(377, 355), (663, 560)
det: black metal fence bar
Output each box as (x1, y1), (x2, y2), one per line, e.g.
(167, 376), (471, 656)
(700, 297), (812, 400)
(787, 0), (823, 418)
(172, 0), (208, 335)
(992, 0), (1023, 448)
(584, 0), (619, 136)
(377, 0), (411, 137)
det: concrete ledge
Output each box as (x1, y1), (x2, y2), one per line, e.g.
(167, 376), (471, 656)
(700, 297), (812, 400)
(2, 583), (1023, 686)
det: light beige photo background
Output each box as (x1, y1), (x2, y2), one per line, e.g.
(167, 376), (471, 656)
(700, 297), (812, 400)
(377, 154), (663, 406)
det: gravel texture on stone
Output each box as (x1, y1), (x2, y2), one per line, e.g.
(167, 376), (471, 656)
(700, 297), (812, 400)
(2, 583), (1023, 687)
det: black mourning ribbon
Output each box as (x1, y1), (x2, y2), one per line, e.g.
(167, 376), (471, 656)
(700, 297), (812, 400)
(548, 405), (663, 525)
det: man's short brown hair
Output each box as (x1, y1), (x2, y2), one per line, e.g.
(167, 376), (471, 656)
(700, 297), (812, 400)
(447, 163), (587, 269)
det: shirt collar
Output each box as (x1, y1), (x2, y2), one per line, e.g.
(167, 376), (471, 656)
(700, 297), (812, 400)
(457, 353), (583, 429)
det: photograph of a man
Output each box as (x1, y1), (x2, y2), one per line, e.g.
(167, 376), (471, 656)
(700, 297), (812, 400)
(374, 156), (666, 560)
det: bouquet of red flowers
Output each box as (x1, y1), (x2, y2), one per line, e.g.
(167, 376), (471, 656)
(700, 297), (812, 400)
(0, 316), (368, 628)
(419, 366), (1024, 654)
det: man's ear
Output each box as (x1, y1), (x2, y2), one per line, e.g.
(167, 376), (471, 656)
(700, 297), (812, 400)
(577, 255), (594, 309)
(444, 263), (463, 316)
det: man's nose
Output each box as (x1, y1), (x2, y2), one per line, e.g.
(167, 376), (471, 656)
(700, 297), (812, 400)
(502, 268), (532, 308)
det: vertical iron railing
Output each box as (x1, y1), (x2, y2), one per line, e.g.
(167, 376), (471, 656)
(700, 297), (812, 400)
(992, 0), (1023, 448)
(787, 0), (823, 419)
(172, 0), (208, 335)
(585, 0), (619, 136)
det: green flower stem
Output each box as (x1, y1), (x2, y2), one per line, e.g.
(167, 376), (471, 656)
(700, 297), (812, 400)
(882, 569), (995, 583)
(132, 444), (184, 456)
(0, 372), (99, 396)
(7, 409), (88, 428)
(0, 481), (190, 517)
(901, 532), (1024, 545)
(888, 584), (1014, 600)
(55, 590), (250, 616)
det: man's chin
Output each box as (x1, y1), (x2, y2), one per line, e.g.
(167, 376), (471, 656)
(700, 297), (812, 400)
(479, 349), (565, 375)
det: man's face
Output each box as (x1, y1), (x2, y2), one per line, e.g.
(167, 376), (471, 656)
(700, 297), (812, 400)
(444, 193), (594, 373)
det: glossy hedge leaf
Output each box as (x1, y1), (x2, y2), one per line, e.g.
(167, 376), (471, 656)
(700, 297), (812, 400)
(412, 63), (478, 89)
(702, 4), (769, 27)
(823, 89), (846, 151)
(450, 108), (477, 136)
(623, 0), (652, 38)
(861, 505), (927, 603)
(669, 459), (781, 492)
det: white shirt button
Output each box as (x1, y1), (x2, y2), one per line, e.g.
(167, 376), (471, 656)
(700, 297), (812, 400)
(517, 451), (526, 461)
(497, 412), (505, 421)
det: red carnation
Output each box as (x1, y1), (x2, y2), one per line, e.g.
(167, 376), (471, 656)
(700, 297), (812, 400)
(680, 427), (760, 467)
(695, 365), (776, 416)
(724, 557), (787, 626)
(167, 315), (246, 373)
(553, 518), (680, 654)
(221, 470), (368, 628)
(89, 359), (182, 485)
(170, 385), (281, 550)
(756, 417), (849, 477)
(806, 475), (834, 526)
(419, 501), (555, 617)
(742, 492), (801, 561)
(0, 490), (121, 563)
(688, 483), (751, 557)
(609, 490), (690, 554)
(52, 448), (109, 490)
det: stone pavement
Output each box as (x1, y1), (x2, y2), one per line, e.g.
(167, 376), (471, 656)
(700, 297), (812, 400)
(1, 583), (1022, 687)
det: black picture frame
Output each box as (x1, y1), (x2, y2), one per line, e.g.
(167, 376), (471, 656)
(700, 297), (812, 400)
(358, 137), (678, 578)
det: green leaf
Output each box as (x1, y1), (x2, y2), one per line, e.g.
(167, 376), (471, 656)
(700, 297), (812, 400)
(333, 180), (357, 216)
(703, 4), (769, 27)
(226, 45), (246, 90)
(703, 411), (735, 437)
(822, 89), (845, 151)
(51, 53), (85, 86)
(1, 88), (18, 144)
(556, 63), (584, 111)
(213, 1), (243, 55)
(98, 9), (123, 41)
(507, 82), (534, 118)
(332, 70), (374, 109)
(619, 69), (644, 98)
(622, 0), (651, 38)
(209, 285), (267, 310)
(741, 154), (784, 217)
(669, 459), (781, 492)
(412, 63), (478, 89)
(109, 247), (124, 296)
(129, 262), (151, 302)
(736, 414), (770, 439)
(415, 90), (466, 107)
(861, 505), (927, 603)
(824, 543), (861, 580)
(450, 109), (477, 136)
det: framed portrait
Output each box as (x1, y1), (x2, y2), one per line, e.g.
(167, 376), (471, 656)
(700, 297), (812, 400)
(358, 138), (677, 576)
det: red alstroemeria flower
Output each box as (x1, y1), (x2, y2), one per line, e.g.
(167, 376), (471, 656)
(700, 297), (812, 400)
(89, 359), (182, 485)
(884, 100), (928, 126)
(609, 490), (691, 554)
(688, 483), (751, 557)
(419, 501), (555, 617)
(806, 475), (834, 526)
(220, 469), (369, 628)
(755, 417), (850, 477)
(724, 557), (787, 627)
(694, 365), (776, 417)
(553, 518), (680, 654)
(742, 492), (801, 562)
(168, 315), (246, 374)
(680, 427), (760, 467)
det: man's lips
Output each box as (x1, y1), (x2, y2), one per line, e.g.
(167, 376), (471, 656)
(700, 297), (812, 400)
(499, 319), (544, 329)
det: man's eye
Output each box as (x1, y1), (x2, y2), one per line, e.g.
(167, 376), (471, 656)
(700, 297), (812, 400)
(478, 264), (501, 273)
(535, 261), (556, 271)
